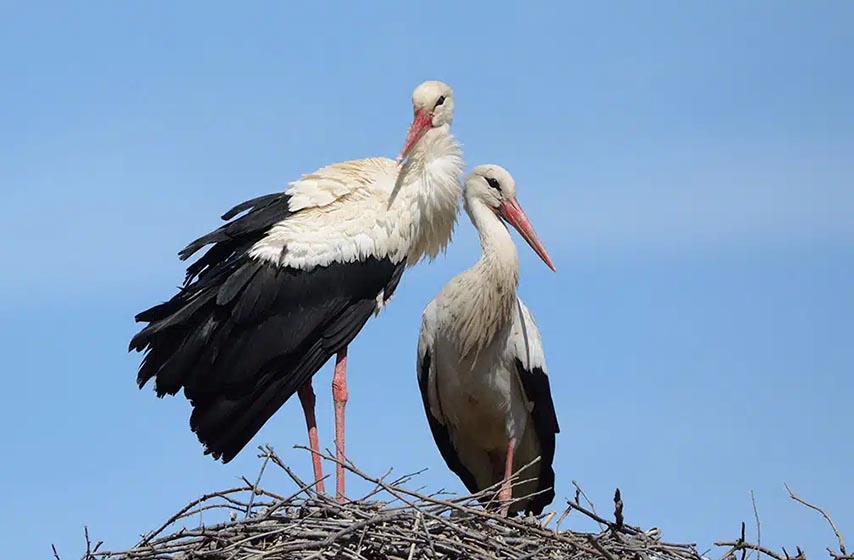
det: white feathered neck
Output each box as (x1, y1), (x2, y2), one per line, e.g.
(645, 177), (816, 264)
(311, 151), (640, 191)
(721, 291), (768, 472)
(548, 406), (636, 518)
(441, 197), (519, 360)
(394, 124), (464, 266)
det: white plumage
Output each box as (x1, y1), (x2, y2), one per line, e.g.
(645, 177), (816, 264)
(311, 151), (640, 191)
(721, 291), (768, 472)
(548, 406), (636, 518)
(417, 165), (559, 515)
(253, 128), (463, 272)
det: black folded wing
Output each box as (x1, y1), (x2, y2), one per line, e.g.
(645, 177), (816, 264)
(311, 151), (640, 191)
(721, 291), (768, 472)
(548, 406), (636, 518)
(130, 193), (406, 462)
(515, 358), (560, 515)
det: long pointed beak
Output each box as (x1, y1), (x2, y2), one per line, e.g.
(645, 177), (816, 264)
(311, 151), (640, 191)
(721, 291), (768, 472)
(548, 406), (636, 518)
(396, 109), (432, 164)
(499, 197), (556, 272)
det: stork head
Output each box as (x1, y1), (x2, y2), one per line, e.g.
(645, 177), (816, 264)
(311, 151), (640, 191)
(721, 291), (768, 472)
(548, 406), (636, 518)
(397, 80), (454, 163)
(465, 165), (556, 272)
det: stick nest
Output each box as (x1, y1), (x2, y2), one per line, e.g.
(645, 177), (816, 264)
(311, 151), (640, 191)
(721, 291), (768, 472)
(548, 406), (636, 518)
(67, 446), (849, 560)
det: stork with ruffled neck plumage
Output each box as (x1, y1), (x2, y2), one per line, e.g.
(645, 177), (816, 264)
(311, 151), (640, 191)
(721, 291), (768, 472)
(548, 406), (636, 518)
(131, 81), (464, 502)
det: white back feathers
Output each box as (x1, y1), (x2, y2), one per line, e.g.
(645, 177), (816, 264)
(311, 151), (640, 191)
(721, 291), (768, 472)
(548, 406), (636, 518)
(250, 80), (464, 272)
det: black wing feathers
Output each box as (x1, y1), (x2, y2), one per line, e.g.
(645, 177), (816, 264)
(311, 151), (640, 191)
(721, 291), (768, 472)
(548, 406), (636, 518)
(130, 191), (407, 462)
(180, 259), (402, 462)
(221, 193), (284, 221)
(417, 351), (480, 494)
(515, 358), (560, 515)
(178, 192), (291, 284)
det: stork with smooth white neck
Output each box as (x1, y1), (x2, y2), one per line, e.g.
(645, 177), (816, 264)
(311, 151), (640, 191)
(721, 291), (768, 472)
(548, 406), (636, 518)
(417, 165), (559, 515)
(130, 80), (463, 502)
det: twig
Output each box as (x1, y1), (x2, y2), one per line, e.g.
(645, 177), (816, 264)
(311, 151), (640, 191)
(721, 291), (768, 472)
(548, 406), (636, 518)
(715, 541), (786, 560)
(405, 515), (419, 560)
(417, 510), (436, 559)
(554, 504), (572, 532)
(572, 480), (600, 517)
(751, 490), (761, 560)
(246, 447), (273, 517)
(785, 483), (846, 555)
(268, 445), (312, 492)
(136, 486), (253, 546)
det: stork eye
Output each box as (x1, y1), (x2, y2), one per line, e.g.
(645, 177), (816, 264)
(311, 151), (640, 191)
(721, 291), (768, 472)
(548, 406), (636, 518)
(434, 95), (446, 108)
(485, 177), (501, 191)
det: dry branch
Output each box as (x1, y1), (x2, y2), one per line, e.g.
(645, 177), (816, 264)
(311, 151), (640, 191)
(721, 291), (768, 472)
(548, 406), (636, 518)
(785, 484), (847, 557)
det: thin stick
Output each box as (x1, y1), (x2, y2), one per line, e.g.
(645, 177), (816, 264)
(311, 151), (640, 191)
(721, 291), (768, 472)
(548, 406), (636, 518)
(573, 480), (606, 531)
(554, 505), (572, 532)
(246, 447), (273, 517)
(136, 486), (252, 546)
(715, 541), (786, 560)
(751, 490), (761, 560)
(417, 510), (437, 559)
(785, 483), (846, 555)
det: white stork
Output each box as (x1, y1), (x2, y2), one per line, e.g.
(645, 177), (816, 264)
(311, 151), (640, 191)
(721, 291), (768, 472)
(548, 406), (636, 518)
(130, 80), (464, 501)
(417, 164), (559, 515)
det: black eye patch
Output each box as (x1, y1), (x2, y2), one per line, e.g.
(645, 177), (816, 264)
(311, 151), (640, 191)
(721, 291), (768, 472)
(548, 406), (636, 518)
(485, 177), (501, 191)
(434, 95), (446, 108)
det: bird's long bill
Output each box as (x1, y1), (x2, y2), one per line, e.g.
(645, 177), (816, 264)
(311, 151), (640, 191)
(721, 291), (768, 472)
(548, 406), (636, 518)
(500, 198), (557, 272)
(396, 109), (432, 164)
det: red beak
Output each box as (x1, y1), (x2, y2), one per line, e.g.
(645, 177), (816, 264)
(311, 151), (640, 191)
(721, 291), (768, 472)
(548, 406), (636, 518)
(396, 109), (433, 164)
(499, 198), (556, 272)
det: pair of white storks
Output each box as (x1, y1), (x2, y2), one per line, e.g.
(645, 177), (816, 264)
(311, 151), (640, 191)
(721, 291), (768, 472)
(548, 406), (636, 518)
(130, 81), (559, 514)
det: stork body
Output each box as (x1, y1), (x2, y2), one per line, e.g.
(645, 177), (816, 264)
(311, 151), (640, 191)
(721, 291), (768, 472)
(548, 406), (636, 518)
(131, 81), (463, 501)
(417, 165), (559, 515)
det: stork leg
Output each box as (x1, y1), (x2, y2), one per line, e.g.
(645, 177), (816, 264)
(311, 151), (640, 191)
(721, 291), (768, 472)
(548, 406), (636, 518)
(331, 347), (349, 503)
(499, 438), (517, 516)
(297, 380), (325, 494)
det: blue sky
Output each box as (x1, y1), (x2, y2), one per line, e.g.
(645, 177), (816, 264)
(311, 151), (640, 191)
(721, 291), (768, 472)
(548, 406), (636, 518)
(1, 2), (852, 558)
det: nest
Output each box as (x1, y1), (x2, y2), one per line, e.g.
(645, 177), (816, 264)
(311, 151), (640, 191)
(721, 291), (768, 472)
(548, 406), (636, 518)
(64, 446), (849, 560)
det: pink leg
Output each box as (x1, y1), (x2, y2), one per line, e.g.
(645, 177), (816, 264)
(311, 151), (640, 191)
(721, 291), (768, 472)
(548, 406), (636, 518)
(499, 438), (517, 516)
(331, 348), (349, 503)
(297, 380), (325, 494)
